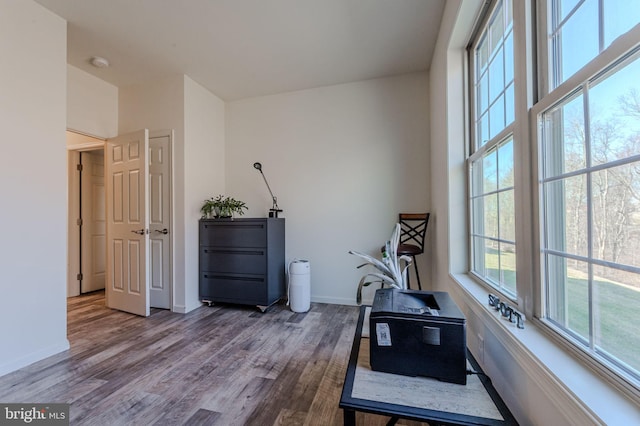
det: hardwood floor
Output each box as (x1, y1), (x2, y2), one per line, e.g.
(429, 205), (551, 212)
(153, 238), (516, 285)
(0, 292), (428, 425)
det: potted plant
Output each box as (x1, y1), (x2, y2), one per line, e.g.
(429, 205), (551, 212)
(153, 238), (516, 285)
(200, 197), (216, 218)
(200, 195), (248, 219)
(349, 223), (413, 304)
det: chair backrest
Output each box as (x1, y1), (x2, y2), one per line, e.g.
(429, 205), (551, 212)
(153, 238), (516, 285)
(398, 213), (430, 252)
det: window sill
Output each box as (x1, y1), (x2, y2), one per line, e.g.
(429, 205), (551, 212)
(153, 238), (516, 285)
(449, 273), (640, 425)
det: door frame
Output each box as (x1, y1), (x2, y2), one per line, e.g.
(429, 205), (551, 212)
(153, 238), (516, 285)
(80, 150), (106, 293)
(67, 130), (175, 312)
(149, 129), (175, 311)
(67, 135), (105, 298)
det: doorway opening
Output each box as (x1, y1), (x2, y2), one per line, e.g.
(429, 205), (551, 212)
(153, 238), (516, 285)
(67, 132), (106, 298)
(66, 129), (174, 314)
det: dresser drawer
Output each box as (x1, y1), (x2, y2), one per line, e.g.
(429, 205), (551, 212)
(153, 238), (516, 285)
(200, 220), (266, 247)
(200, 247), (266, 275)
(198, 217), (285, 308)
(200, 272), (266, 305)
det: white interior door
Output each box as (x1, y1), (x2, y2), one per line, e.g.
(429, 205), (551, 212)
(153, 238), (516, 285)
(80, 150), (106, 293)
(105, 129), (150, 316)
(149, 133), (172, 309)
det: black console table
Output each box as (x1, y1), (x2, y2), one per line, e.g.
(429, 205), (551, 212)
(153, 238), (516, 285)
(340, 306), (518, 425)
(199, 218), (285, 311)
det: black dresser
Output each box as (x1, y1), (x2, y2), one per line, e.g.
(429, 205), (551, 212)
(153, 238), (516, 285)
(199, 218), (285, 311)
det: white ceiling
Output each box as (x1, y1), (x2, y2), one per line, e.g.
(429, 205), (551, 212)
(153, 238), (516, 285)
(34, 0), (445, 101)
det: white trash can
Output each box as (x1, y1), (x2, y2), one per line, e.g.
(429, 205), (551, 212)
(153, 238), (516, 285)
(288, 259), (310, 313)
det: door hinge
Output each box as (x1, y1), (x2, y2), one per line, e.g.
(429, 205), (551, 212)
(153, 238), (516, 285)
(77, 273), (83, 281)
(77, 218), (83, 226)
(77, 163), (83, 172)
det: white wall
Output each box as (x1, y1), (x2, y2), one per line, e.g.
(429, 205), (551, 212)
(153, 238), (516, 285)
(119, 75), (185, 136)
(67, 65), (118, 139)
(119, 75), (225, 313)
(183, 77), (226, 312)
(226, 73), (430, 305)
(0, 0), (69, 376)
(119, 75), (186, 311)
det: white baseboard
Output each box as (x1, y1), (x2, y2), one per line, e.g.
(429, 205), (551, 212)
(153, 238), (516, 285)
(173, 301), (202, 314)
(0, 339), (70, 379)
(172, 305), (187, 314)
(310, 295), (358, 306)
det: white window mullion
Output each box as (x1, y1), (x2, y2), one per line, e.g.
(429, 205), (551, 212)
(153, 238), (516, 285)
(582, 83), (595, 352)
(598, 0), (605, 52)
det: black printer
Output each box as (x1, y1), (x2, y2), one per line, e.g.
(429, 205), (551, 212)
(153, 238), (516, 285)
(369, 288), (467, 384)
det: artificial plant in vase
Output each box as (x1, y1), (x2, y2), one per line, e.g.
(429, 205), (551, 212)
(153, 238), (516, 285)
(349, 223), (412, 304)
(200, 195), (248, 219)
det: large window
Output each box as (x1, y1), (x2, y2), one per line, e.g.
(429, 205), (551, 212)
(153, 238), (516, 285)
(469, 0), (517, 298)
(537, 0), (640, 389)
(466, 0), (640, 393)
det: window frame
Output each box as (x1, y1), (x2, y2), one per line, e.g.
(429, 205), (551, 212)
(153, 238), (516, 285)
(467, 0), (535, 312)
(531, 1), (640, 398)
(468, 0), (518, 299)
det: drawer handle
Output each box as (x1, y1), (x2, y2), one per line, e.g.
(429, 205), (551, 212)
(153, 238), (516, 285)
(204, 224), (264, 229)
(204, 249), (264, 255)
(204, 274), (264, 282)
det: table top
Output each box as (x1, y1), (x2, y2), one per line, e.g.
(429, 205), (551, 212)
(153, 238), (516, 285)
(339, 306), (518, 426)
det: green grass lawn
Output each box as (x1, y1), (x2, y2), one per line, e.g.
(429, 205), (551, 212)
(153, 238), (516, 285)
(566, 275), (640, 372)
(484, 250), (640, 373)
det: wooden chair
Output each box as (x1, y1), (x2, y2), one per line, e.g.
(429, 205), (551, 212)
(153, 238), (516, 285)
(397, 213), (430, 290)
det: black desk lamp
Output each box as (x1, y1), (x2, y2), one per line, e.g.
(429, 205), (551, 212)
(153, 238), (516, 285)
(253, 162), (283, 218)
